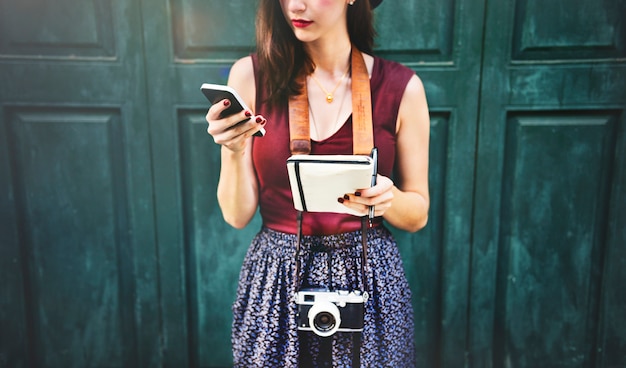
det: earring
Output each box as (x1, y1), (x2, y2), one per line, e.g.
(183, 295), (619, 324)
(348, 0), (355, 4)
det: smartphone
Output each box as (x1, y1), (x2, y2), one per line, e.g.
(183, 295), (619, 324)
(201, 83), (265, 137)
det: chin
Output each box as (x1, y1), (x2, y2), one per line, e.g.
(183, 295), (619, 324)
(292, 31), (318, 43)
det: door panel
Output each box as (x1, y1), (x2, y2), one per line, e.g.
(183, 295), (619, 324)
(0, 0), (115, 59)
(5, 108), (131, 366)
(376, 0), (456, 63)
(495, 112), (620, 367)
(472, 0), (626, 366)
(170, 0), (258, 60)
(512, 0), (625, 61)
(0, 0), (159, 367)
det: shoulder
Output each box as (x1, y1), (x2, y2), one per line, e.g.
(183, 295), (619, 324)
(229, 56), (255, 83)
(228, 56), (256, 110)
(370, 56), (416, 100)
(397, 73), (428, 133)
(361, 52), (375, 77)
(403, 74), (426, 100)
(361, 52), (411, 79)
(374, 56), (415, 80)
(368, 55), (418, 115)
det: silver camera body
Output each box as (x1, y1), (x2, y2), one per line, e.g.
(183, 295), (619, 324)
(296, 287), (368, 337)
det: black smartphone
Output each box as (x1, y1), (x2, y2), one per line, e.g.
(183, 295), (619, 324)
(201, 83), (265, 137)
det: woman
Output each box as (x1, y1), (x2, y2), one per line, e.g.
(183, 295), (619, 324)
(205, 0), (430, 366)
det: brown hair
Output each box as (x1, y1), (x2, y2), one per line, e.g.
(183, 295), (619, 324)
(255, 0), (376, 107)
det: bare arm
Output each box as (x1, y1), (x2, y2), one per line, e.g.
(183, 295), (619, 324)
(341, 75), (430, 232)
(384, 74), (430, 231)
(206, 57), (265, 228)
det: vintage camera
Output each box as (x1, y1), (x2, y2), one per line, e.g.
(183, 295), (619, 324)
(296, 287), (368, 337)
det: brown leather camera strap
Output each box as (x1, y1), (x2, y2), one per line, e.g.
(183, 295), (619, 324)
(349, 47), (374, 155)
(290, 47), (373, 305)
(289, 46), (373, 155)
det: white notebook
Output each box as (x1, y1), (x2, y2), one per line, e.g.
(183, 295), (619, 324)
(286, 155), (375, 216)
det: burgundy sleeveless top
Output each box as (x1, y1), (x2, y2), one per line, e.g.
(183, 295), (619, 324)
(251, 55), (415, 235)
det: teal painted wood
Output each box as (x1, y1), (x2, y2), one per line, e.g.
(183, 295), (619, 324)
(7, 108), (130, 366)
(138, 0), (259, 366)
(0, 120), (28, 366)
(1, 0), (625, 367)
(472, 0), (626, 367)
(377, 0), (485, 367)
(495, 114), (618, 366)
(0, 0), (160, 367)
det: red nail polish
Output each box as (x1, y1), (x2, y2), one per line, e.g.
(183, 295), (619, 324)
(256, 117), (263, 123)
(355, 192), (362, 197)
(337, 198), (344, 204)
(223, 99), (231, 106)
(343, 194), (350, 200)
(245, 111), (252, 117)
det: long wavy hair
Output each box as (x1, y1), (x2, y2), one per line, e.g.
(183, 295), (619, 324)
(255, 0), (376, 107)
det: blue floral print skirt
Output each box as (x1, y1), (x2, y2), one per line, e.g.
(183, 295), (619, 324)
(231, 226), (416, 367)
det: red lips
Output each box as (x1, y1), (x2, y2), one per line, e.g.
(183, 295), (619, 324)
(292, 19), (313, 28)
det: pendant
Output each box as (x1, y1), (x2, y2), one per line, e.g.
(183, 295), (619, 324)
(326, 94), (333, 103)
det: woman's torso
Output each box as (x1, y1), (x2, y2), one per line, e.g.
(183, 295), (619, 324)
(251, 54), (415, 235)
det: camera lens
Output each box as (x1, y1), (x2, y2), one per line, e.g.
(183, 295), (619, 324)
(313, 311), (336, 332)
(307, 301), (341, 337)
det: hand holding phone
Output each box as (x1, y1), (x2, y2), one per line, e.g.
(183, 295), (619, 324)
(201, 83), (265, 137)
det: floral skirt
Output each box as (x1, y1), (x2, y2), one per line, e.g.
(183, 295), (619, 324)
(231, 226), (416, 367)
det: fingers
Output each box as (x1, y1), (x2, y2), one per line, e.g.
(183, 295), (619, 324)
(338, 175), (394, 216)
(205, 99), (266, 150)
(205, 99), (252, 136)
(206, 99), (235, 121)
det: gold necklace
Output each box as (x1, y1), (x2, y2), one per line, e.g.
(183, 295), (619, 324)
(309, 84), (349, 140)
(310, 67), (350, 103)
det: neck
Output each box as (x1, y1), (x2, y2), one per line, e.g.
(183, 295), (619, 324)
(305, 39), (352, 74)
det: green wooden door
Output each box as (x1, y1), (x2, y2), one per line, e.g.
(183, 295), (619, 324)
(375, 1), (484, 367)
(1, 0), (625, 367)
(471, 0), (626, 367)
(137, 1), (262, 366)
(0, 0), (160, 367)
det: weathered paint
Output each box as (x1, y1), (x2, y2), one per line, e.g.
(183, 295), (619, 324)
(0, 0), (624, 367)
